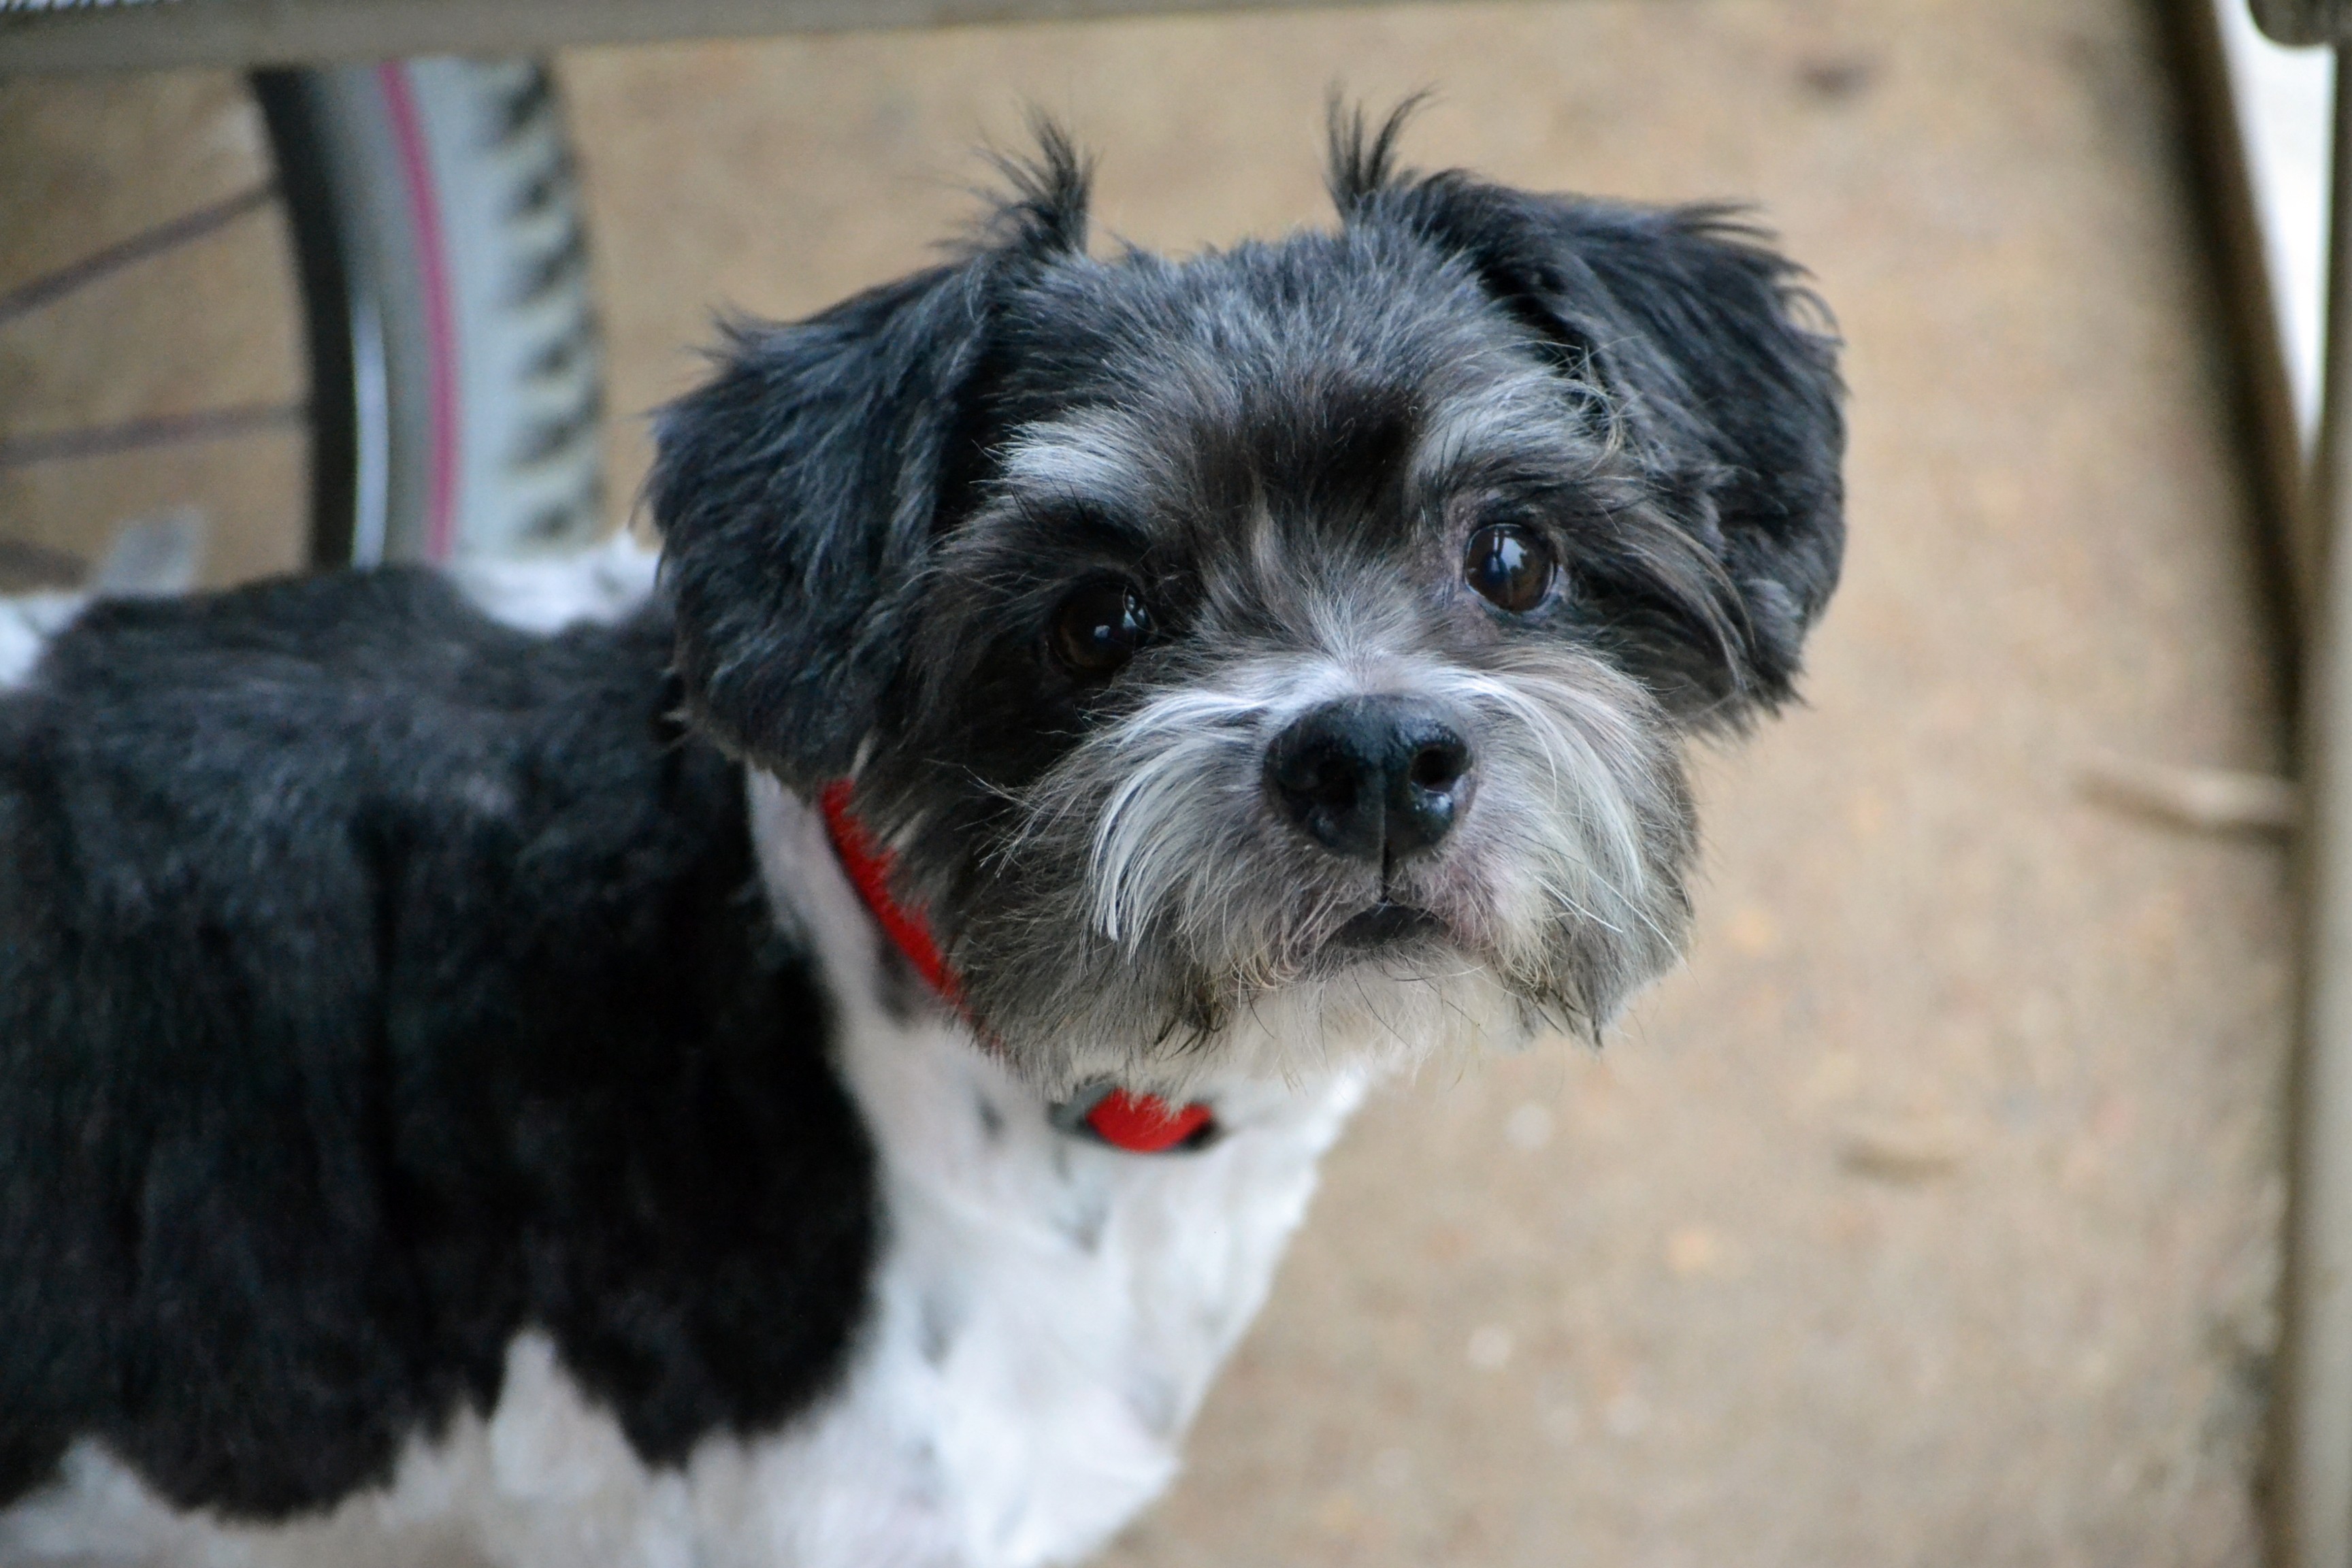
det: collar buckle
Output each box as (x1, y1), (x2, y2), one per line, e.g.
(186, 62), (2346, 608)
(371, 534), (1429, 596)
(1051, 1084), (1220, 1154)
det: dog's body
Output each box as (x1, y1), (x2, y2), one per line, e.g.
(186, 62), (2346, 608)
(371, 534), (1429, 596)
(0, 545), (1355, 1567)
(0, 116), (1842, 1566)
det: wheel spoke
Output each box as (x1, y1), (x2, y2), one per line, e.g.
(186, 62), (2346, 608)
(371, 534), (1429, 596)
(0, 404), (304, 469)
(0, 183), (276, 327)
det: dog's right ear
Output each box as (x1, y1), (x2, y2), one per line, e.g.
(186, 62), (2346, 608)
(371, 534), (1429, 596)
(649, 269), (994, 786)
(650, 129), (1090, 787)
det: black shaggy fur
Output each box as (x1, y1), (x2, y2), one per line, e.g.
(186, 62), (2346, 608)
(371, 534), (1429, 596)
(0, 572), (875, 1516)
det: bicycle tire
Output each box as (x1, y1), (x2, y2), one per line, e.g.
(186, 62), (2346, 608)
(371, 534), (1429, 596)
(252, 59), (604, 568)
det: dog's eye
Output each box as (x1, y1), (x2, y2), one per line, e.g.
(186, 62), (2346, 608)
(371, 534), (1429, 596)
(1463, 523), (1554, 614)
(1051, 580), (1156, 677)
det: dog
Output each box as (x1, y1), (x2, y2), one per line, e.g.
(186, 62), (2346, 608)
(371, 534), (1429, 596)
(0, 108), (1842, 1567)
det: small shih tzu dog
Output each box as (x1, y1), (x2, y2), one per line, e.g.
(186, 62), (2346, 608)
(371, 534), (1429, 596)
(0, 109), (1842, 1567)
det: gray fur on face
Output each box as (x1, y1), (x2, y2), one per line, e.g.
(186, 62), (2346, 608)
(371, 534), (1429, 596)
(941, 409), (1697, 1095)
(650, 109), (1845, 1091)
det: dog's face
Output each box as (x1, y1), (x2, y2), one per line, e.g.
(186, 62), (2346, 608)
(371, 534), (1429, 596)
(653, 114), (1844, 1094)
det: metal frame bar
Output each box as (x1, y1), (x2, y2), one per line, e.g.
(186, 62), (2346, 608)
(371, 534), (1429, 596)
(2220, 10), (2352, 1568)
(2262, 0), (2352, 44)
(2172, 0), (2323, 647)
(2112, 6), (2352, 1560)
(2285, 46), (2352, 1568)
(2229, 3), (2352, 1563)
(1, 0), (1460, 76)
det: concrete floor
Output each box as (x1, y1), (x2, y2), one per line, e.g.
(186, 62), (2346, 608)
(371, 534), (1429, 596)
(0, 0), (2295, 1562)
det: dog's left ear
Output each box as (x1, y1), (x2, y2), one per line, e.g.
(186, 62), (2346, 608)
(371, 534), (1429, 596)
(651, 132), (1090, 785)
(1333, 110), (1845, 711)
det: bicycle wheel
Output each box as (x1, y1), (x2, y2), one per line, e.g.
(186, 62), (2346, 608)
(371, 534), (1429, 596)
(253, 60), (605, 568)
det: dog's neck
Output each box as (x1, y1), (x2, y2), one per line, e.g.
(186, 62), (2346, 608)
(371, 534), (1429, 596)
(814, 780), (1218, 1156)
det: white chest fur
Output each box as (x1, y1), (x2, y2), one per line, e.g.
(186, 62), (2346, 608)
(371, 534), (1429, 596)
(723, 775), (1366, 1567)
(0, 772), (1362, 1568)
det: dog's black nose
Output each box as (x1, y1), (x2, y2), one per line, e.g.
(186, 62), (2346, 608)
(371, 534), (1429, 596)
(1264, 696), (1473, 864)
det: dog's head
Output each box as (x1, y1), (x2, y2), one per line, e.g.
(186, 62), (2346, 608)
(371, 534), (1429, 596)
(652, 110), (1843, 1094)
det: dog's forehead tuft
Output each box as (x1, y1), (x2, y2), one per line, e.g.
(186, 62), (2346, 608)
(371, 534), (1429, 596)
(998, 227), (1535, 422)
(981, 227), (1567, 532)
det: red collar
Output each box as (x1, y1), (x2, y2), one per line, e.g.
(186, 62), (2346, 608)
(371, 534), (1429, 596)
(817, 782), (1215, 1155)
